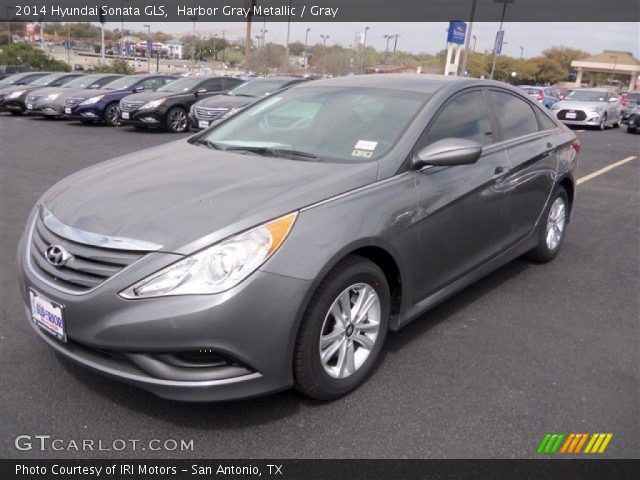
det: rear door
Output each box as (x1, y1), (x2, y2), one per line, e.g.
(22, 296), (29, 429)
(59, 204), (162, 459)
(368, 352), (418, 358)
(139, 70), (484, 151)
(412, 89), (512, 297)
(487, 89), (558, 247)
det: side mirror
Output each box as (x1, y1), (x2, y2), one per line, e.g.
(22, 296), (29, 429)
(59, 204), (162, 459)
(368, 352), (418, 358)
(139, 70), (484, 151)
(133, 85), (145, 92)
(413, 138), (483, 168)
(195, 88), (207, 96)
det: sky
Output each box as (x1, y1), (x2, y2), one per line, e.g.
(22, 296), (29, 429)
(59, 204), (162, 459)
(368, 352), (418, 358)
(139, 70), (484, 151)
(109, 22), (640, 58)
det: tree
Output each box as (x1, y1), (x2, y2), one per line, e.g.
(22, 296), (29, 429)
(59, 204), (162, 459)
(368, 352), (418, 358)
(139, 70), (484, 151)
(0, 43), (70, 71)
(532, 56), (567, 84)
(92, 59), (135, 75)
(288, 41), (305, 56)
(542, 46), (590, 71)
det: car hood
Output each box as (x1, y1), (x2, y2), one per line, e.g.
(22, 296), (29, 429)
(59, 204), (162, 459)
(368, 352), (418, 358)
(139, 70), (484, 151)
(554, 100), (607, 110)
(31, 86), (69, 99)
(0, 85), (29, 95)
(195, 94), (255, 109)
(41, 139), (379, 254)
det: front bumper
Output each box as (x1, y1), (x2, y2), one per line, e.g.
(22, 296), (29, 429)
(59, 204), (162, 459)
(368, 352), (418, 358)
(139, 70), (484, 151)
(27, 100), (64, 116)
(0, 99), (26, 112)
(19, 230), (312, 401)
(119, 108), (166, 127)
(66, 104), (105, 121)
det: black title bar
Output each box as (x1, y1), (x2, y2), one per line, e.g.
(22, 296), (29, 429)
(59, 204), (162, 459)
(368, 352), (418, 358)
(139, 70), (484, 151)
(2, 0), (640, 23)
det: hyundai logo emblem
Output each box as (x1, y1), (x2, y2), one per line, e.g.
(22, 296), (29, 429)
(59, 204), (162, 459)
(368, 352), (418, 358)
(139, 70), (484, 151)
(44, 245), (73, 267)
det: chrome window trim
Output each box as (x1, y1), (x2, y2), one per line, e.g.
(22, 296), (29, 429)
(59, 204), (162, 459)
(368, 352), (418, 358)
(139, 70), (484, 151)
(41, 207), (162, 252)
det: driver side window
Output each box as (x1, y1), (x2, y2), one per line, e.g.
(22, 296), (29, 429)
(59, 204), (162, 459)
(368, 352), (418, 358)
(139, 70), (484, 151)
(418, 90), (493, 150)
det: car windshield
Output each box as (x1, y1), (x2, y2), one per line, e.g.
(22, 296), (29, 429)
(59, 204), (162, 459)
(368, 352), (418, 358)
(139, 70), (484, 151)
(227, 80), (294, 98)
(63, 75), (101, 88)
(565, 90), (608, 102)
(157, 77), (201, 92)
(103, 76), (137, 90)
(30, 74), (63, 86)
(201, 86), (428, 163)
(0, 74), (31, 85)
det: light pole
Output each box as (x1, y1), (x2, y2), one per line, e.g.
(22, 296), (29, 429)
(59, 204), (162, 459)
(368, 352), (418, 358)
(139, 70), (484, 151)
(303, 27), (310, 70)
(460, 0), (477, 78)
(5, 6), (13, 44)
(472, 35), (477, 52)
(609, 55), (618, 86)
(191, 17), (197, 66)
(320, 34), (329, 47)
(490, 0), (512, 80)
(519, 46), (524, 59)
(143, 24), (151, 72)
(213, 33), (218, 62)
(361, 26), (369, 72)
(284, 0), (292, 74)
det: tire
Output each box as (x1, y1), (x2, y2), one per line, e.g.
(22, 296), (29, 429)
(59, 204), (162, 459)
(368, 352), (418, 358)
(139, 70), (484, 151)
(103, 103), (120, 126)
(627, 126), (637, 134)
(598, 113), (607, 130)
(294, 255), (390, 400)
(613, 120), (620, 128)
(524, 187), (569, 263)
(165, 107), (188, 133)
(10, 110), (23, 115)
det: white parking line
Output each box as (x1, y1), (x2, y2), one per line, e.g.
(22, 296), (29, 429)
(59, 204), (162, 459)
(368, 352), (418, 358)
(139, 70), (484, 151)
(577, 156), (637, 186)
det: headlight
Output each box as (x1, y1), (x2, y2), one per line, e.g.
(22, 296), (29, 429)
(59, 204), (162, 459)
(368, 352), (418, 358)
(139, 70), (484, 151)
(6, 89), (26, 99)
(45, 92), (61, 101)
(79, 95), (105, 106)
(119, 212), (298, 298)
(139, 98), (166, 110)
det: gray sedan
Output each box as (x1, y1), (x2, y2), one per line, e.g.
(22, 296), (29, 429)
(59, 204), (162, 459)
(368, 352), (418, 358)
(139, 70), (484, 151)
(19, 75), (579, 401)
(550, 87), (622, 129)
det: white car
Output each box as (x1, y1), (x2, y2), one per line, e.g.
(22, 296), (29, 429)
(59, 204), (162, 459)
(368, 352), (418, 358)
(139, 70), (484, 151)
(550, 88), (622, 130)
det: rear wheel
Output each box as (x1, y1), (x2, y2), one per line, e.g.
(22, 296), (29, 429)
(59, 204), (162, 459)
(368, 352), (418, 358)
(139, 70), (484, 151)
(294, 255), (390, 400)
(525, 187), (569, 263)
(103, 103), (120, 126)
(627, 126), (637, 134)
(165, 107), (188, 133)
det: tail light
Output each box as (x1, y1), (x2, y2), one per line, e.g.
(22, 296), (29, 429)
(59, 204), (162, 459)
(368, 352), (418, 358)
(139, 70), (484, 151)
(537, 90), (544, 101)
(572, 139), (581, 154)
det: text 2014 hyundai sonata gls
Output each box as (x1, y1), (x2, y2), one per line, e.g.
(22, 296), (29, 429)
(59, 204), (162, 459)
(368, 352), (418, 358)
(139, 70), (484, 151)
(19, 75), (579, 401)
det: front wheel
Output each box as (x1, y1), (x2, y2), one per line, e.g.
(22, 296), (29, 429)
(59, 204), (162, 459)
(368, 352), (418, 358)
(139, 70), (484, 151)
(103, 103), (120, 126)
(524, 188), (569, 263)
(598, 114), (607, 130)
(627, 126), (637, 134)
(165, 107), (188, 133)
(294, 255), (390, 400)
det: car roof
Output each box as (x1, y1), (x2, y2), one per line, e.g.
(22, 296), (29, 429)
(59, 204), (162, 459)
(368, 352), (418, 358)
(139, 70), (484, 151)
(577, 87), (614, 92)
(294, 73), (500, 94)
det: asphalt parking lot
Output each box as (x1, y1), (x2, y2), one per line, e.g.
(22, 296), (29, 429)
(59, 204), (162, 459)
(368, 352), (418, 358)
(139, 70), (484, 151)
(0, 114), (638, 459)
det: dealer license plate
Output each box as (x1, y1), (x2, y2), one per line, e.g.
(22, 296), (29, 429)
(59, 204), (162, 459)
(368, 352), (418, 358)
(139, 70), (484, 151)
(64, 107), (72, 114)
(122, 112), (129, 119)
(199, 120), (210, 129)
(566, 112), (577, 119)
(29, 289), (66, 342)
(26, 103), (33, 110)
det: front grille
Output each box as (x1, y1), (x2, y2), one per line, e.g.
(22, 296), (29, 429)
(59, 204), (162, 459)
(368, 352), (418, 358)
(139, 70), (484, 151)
(195, 107), (228, 120)
(120, 100), (146, 112)
(65, 97), (84, 107)
(557, 109), (587, 121)
(29, 214), (145, 292)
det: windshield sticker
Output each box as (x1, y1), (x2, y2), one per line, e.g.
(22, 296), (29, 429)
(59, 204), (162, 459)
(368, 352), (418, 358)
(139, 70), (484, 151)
(351, 149), (373, 159)
(355, 140), (378, 151)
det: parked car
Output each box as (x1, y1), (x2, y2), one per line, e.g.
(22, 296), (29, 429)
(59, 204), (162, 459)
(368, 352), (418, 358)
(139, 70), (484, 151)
(0, 71), (49, 93)
(1, 73), (84, 115)
(0, 65), (29, 80)
(189, 77), (308, 131)
(625, 104), (640, 133)
(620, 92), (640, 125)
(118, 76), (231, 132)
(551, 85), (572, 100)
(20, 74), (122, 117)
(519, 86), (562, 109)
(64, 74), (177, 126)
(550, 88), (622, 130)
(18, 75), (579, 401)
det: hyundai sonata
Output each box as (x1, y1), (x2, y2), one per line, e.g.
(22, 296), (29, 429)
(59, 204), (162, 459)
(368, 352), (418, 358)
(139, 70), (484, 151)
(19, 75), (579, 401)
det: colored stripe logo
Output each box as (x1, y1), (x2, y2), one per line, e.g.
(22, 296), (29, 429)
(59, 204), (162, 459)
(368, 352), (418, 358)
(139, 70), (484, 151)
(537, 433), (613, 454)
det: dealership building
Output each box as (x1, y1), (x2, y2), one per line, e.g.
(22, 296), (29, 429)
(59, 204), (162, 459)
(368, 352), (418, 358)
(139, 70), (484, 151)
(571, 50), (640, 90)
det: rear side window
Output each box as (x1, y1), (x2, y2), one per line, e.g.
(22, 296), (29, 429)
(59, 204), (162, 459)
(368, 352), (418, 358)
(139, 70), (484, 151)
(199, 78), (224, 92)
(489, 91), (540, 139)
(421, 90), (494, 147)
(538, 111), (559, 131)
(223, 77), (244, 90)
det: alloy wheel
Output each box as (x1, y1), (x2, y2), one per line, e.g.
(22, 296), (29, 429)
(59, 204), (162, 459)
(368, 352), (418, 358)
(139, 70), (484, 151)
(105, 105), (119, 126)
(169, 109), (188, 132)
(545, 197), (566, 250)
(319, 283), (381, 379)
(599, 114), (607, 130)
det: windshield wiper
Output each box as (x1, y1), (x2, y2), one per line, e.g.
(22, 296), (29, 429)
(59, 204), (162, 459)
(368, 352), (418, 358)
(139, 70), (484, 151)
(223, 145), (321, 162)
(194, 138), (224, 150)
